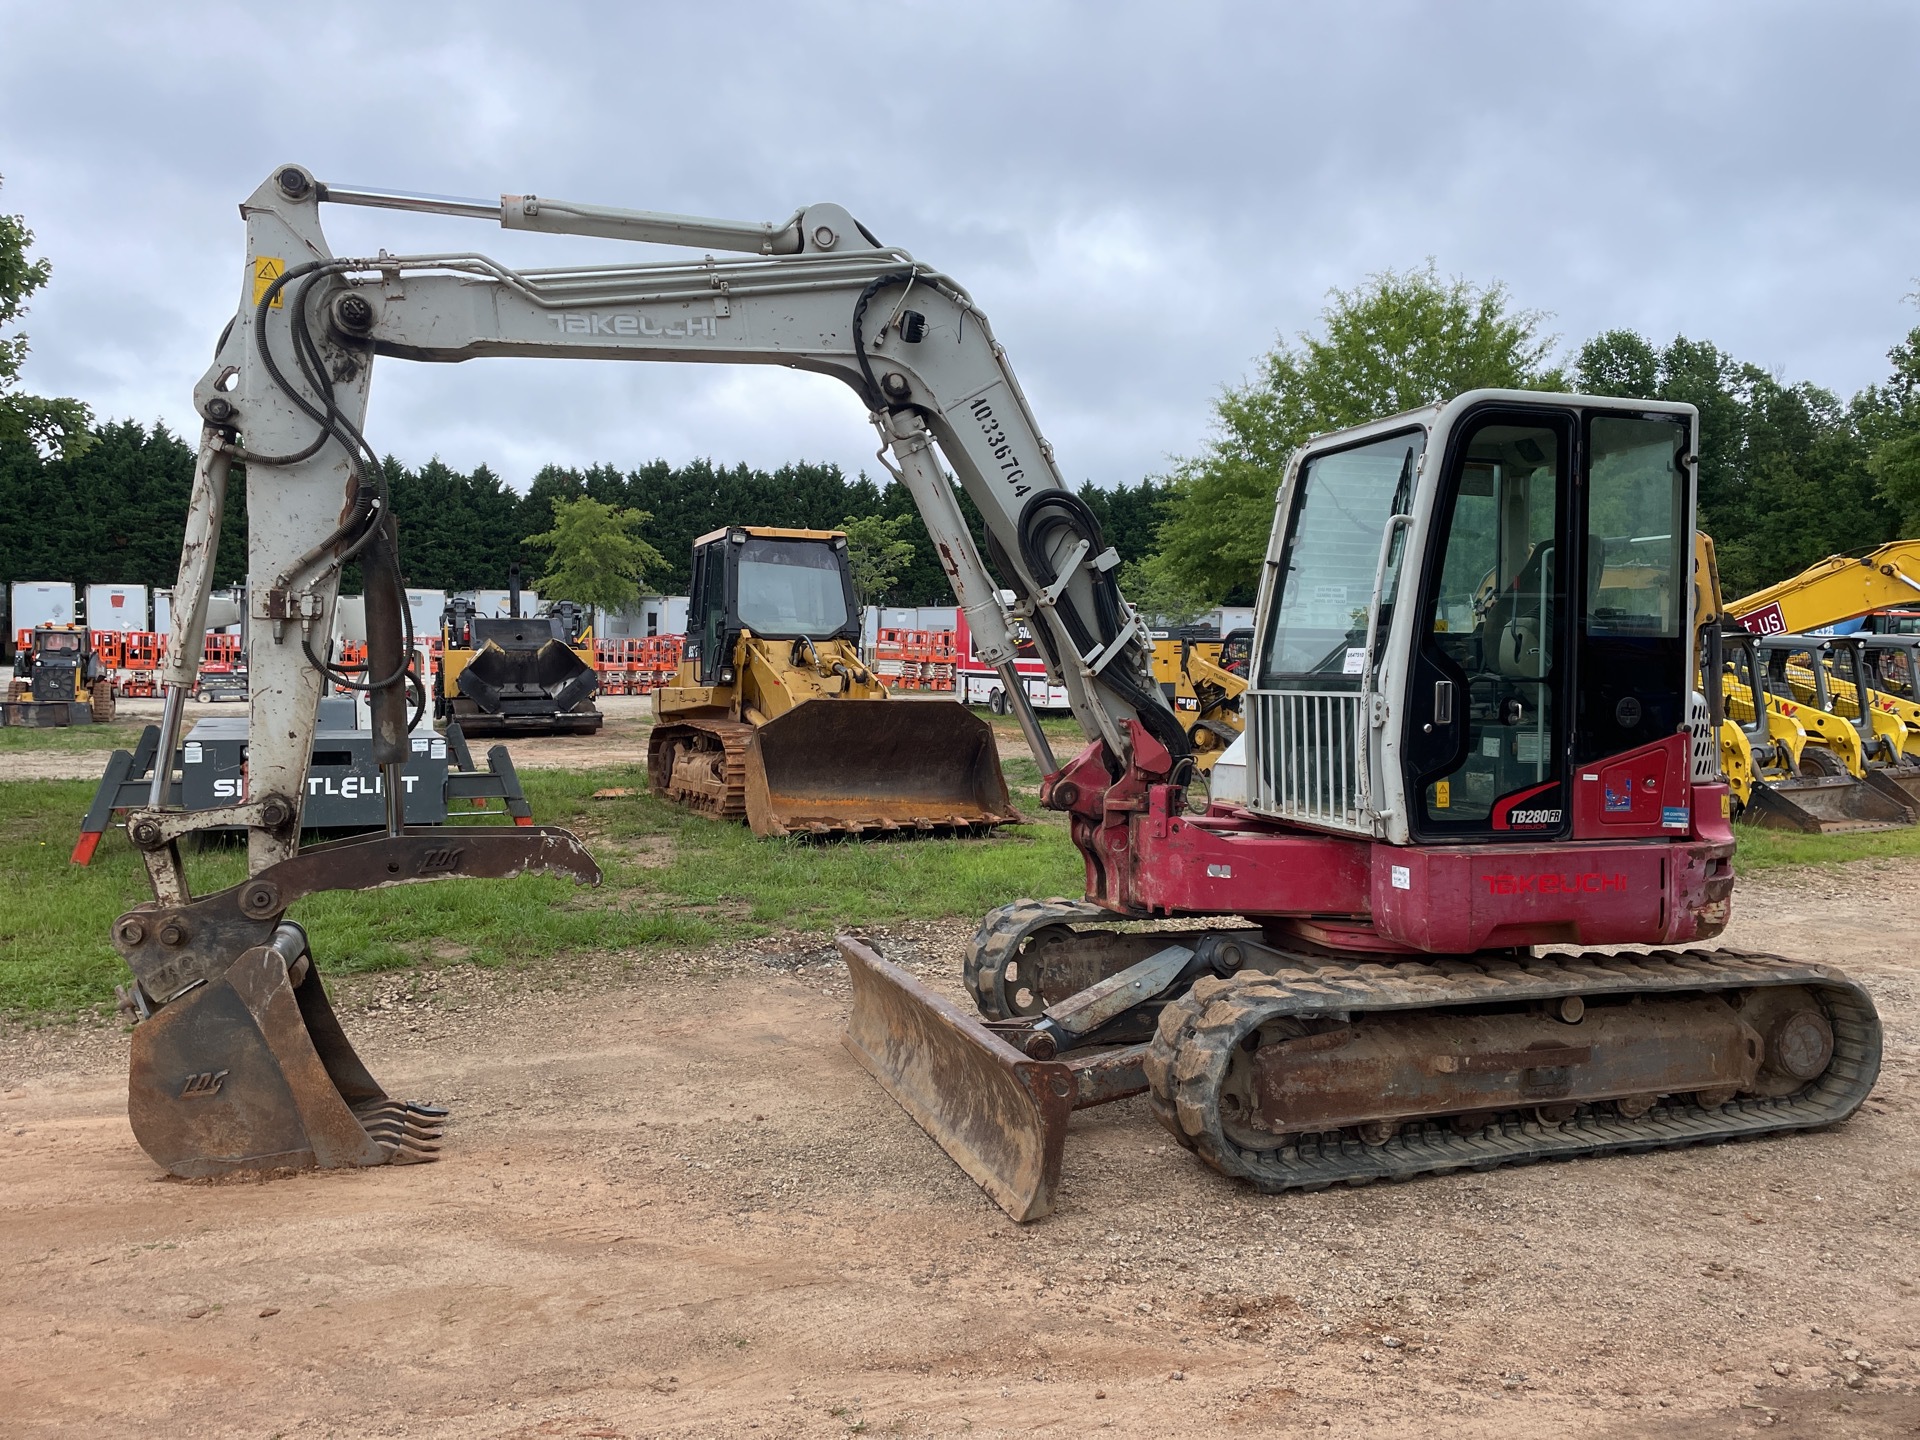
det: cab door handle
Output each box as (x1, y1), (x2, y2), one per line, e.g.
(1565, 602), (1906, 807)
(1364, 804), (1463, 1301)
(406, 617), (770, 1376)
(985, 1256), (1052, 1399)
(1434, 680), (1454, 725)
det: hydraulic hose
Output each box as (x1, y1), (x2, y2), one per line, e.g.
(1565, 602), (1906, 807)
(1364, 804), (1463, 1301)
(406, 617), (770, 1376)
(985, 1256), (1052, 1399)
(1016, 490), (1192, 767)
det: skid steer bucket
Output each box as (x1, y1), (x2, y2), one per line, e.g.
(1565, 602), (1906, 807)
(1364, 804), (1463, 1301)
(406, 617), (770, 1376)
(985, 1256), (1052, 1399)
(127, 924), (445, 1177)
(1743, 774), (1915, 832)
(840, 935), (1073, 1221)
(744, 699), (1017, 838)
(1863, 765), (1920, 812)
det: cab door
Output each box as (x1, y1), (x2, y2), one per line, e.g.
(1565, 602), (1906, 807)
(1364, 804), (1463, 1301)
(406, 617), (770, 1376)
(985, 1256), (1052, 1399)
(686, 540), (730, 686)
(1402, 408), (1575, 840)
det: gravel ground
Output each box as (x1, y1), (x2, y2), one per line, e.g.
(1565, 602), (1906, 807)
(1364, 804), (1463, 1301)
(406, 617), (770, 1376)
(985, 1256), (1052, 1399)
(3, 859), (1919, 1436)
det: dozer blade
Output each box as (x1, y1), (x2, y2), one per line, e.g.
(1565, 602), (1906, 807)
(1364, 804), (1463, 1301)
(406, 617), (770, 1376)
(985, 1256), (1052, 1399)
(840, 935), (1073, 1222)
(128, 924), (445, 1177)
(1743, 774), (1914, 832)
(745, 699), (1017, 838)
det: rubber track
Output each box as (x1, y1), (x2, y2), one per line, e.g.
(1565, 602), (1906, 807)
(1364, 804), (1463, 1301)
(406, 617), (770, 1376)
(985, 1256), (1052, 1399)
(649, 720), (752, 820)
(964, 898), (1112, 1020)
(1142, 947), (1880, 1191)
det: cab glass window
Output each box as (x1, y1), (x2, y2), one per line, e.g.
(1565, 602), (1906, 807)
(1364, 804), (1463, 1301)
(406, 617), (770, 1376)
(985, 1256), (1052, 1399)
(1259, 431), (1422, 688)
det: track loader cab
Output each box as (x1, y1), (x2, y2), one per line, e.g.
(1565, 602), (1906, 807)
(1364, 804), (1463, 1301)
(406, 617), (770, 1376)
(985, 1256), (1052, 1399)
(650, 526), (1015, 837)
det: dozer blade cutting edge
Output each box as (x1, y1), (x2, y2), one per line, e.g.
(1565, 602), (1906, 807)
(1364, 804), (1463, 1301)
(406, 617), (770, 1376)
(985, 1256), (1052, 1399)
(746, 699), (1017, 838)
(840, 935), (1075, 1221)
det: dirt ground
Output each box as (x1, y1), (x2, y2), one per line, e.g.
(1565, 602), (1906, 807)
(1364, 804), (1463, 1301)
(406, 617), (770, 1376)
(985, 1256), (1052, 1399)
(4, 851), (1919, 1438)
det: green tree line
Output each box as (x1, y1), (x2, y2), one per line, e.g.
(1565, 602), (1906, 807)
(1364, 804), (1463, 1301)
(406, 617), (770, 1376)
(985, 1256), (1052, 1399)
(0, 428), (1176, 609)
(1156, 263), (1920, 604)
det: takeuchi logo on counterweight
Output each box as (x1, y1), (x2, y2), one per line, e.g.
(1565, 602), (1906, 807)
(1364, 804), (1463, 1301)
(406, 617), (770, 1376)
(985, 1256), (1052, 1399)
(1483, 872), (1630, 896)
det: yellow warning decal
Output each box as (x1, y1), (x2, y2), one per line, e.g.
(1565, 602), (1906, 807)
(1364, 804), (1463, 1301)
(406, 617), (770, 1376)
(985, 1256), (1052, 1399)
(1433, 779), (1451, 809)
(252, 255), (286, 309)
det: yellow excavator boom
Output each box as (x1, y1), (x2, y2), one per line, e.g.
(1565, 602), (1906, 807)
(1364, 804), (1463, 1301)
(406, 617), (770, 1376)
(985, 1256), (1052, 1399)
(1728, 542), (1920, 635)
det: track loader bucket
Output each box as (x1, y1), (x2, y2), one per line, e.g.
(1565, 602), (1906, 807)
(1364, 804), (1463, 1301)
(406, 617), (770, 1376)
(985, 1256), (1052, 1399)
(127, 924), (444, 1177)
(744, 699), (1017, 838)
(1743, 774), (1915, 832)
(840, 935), (1073, 1221)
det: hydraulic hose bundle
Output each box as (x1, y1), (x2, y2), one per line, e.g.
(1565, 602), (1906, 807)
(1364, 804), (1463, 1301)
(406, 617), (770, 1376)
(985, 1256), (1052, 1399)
(850, 273), (1190, 775)
(232, 264), (424, 752)
(1015, 491), (1192, 768)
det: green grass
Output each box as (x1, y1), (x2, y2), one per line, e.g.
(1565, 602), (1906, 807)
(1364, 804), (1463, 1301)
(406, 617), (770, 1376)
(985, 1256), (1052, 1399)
(1729, 820), (1920, 872)
(0, 765), (1082, 1016)
(11, 750), (1913, 1018)
(0, 720), (148, 753)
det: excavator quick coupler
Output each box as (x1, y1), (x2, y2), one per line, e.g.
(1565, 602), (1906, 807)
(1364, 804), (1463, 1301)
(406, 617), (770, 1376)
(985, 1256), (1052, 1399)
(116, 826), (600, 1178)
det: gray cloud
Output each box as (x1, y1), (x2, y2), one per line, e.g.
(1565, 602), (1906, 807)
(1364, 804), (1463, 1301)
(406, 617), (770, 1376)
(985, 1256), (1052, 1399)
(3, 0), (1916, 493)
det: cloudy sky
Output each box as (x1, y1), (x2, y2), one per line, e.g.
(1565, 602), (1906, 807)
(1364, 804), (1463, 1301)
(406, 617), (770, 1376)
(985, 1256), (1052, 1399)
(3, 2), (1916, 493)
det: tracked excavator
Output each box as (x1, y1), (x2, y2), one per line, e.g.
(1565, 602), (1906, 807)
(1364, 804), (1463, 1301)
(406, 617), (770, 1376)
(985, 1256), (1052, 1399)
(1709, 539), (1920, 827)
(647, 525), (1015, 837)
(121, 166), (1878, 1214)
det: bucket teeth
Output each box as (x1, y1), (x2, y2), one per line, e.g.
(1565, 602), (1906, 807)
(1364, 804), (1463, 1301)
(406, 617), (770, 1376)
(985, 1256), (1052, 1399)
(351, 1098), (448, 1155)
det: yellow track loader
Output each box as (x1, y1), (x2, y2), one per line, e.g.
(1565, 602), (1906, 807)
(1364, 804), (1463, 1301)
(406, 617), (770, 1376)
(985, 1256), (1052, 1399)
(648, 526), (1017, 837)
(1148, 626), (1250, 773)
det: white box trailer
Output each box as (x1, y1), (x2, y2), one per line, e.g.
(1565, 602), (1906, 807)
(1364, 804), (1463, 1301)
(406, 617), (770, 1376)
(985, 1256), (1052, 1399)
(10, 581), (77, 654)
(594, 595), (688, 639)
(473, 588), (541, 618)
(85, 583), (149, 633)
(405, 588), (446, 639)
(332, 595), (368, 646)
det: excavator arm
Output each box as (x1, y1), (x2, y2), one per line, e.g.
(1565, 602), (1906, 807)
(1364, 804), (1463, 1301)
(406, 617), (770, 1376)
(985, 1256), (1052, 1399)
(171, 165), (1181, 804)
(1728, 543), (1920, 634)
(120, 163), (1184, 1183)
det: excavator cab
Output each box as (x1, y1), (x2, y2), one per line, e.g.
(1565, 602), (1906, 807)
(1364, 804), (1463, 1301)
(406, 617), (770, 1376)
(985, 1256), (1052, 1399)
(652, 527), (1015, 837)
(1252, 402), (1695, 842)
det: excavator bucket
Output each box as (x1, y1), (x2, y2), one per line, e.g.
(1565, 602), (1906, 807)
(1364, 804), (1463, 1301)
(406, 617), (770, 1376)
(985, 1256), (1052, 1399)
(119, 827), (602, 1178)
(744, 699), (1018, 838)
(127, 924), (445, 1177)
(840, 935), (1074, 1221)
(1743, 774), (1915, 832)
